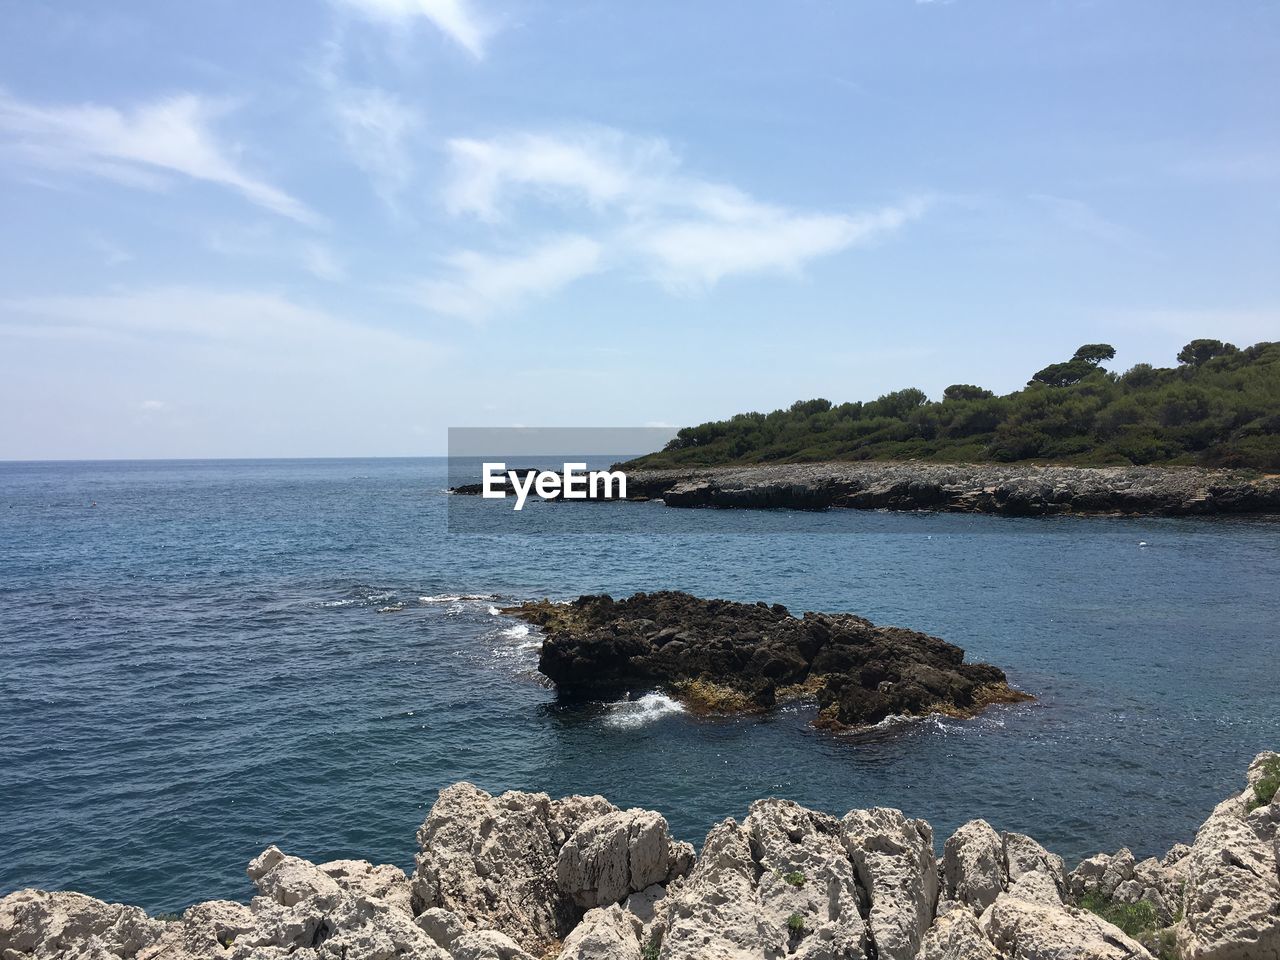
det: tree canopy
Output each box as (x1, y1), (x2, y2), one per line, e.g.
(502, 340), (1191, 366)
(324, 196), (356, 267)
(625, 340), (1280, 471)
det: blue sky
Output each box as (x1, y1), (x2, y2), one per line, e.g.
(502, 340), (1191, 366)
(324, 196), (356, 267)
(1, 0), (1276, 458)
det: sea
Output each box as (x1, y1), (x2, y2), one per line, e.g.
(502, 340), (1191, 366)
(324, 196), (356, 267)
(1, 457), (1277, 913)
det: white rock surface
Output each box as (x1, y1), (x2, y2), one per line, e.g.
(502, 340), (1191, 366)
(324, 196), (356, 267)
(841, 807), (937, 960)
(941, 820), (1005, 915)
(1177, 751), (1280, 960)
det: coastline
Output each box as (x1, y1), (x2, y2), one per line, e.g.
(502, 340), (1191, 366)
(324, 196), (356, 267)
(4, 753), (1276, 960)
(617, 461), (1280, 516)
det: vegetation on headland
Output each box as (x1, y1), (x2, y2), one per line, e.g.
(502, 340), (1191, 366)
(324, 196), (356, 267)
(625, 340), (1280, 471)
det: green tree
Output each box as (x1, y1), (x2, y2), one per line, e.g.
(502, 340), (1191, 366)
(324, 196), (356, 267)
(1072, 343), (1117, 364)
(1177, 339), (1238, 366)
(943, 384), (994, 401)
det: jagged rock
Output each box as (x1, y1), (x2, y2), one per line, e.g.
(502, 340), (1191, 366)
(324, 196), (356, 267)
(140, 900), (255, 958)
(982, 895), (1154, 959)
(1177, 751), (1280, 960)
(745, 799), (870, 960)
(411, 782), (670, 954)
(652, 818), (791, 960)
(841, 807), (937, 960)
(0, 890), (165, 960)
(513, 592), (1029, 729)
(318, 860), (414, 917)
(556, 810), (693, 910)
(915, 907), (997, 960)
(450, 929), (536, 960)
(941, 820), (1005, 915)
(621, 884), (666, 943)
(415, 907), (465, 950)
(558, 905), (643, 960)
(1002, 832), (1065, 906)
(247, 845), (343, 907)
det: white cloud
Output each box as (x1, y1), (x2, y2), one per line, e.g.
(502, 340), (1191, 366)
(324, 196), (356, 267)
(444, 130), (678, 219)
(413, 234), (603, 320)
(138, 399), (168, 412)
(2, 287), (434, 367)
(332, 86), (419, 208)
(431, 126), (928, 308)
(0, 91), (318, 224)
(302, 242), (347, 281)
(636, 201), (926, 292)
(332, 0), (490, 58)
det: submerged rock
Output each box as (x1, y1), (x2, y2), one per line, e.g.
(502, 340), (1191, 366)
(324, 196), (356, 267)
(2, 753), (1277, 960)
(512, 591), (1031, 729)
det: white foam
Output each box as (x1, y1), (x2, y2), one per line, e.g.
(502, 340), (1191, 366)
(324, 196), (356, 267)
(487, 606), (501, 616)
(603, 693), (686, 729)
(499, 624), (531, 639)
(418, 593), (496, 604)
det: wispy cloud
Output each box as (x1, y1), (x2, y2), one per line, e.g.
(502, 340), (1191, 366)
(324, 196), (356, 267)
(331, 0), (490, 58)
(2, 287), (434, 369)
(432, 126), (929, 308)
(206, 223), (345, 281)
(331, 86), (418, 208)
(413, 234), (603, 320)
(1030, 193), (1134, 246)
(0, 90), (318, 224)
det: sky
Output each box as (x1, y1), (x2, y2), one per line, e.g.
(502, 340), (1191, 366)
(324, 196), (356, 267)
(0, 0), (1277, 459)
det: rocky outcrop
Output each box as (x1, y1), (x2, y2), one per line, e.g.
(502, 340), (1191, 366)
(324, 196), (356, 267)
(2, 753), (1277, 960)
(511, 591), (1031, 729)
(1176, 752), (1280, 959)
(618, 462), (1280, 516)
(411, 782), (691, 953)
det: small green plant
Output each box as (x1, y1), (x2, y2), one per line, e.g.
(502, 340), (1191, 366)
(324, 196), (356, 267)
(1080, 892), (1159, 938)
(783, 870), (806, 888)
(786, 913), (806, 935)
(152, 912), (181, 923)
(641, 938), (660, 960)
(1247, 757), (1280, 812)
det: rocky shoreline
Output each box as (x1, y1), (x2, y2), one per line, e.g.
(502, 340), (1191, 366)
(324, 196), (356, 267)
(453, 462), (1280, 516)
(509, 592), (1031, 730)
(621, 462), (1280, 516)
(4, 752), (1277, 960)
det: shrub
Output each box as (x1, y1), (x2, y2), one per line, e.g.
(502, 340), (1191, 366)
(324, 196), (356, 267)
(1248, 756), (1280, 811)
(783, 870), (806, 887)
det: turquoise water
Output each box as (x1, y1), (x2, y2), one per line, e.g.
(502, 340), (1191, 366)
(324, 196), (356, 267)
(1, 457), (1277, 913)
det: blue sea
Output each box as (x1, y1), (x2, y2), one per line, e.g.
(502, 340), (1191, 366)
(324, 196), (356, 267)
(1, 457), (1277, 914)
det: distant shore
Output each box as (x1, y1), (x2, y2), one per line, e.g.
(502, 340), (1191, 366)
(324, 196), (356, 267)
(616, 461), (1280, 516)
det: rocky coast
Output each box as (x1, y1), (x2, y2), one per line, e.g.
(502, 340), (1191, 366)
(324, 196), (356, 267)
(620, 462), (1280, 516)
(4, 752), (1278, 960)
(453, 462), (1280, 516)
(509, 592), (1031, 729)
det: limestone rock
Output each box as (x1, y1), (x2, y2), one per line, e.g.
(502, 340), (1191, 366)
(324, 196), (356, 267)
(247, 846), (342, 907)
(450, 929), (536, 960)
(941, 820), (1004, 914)
(558, 905), (643, 960)
(415, 907), (465, 950)
(915, 908), (997, 960)
(652, 819), (789, 960)
(318, 859), (414, 916)
(841, 807), (937, 960)
(412, 781), (674, 954)
(982, 895), (1154, 959)
(140, 900), (255, 958)
(1002, 832), (1065, 906)
(0, 890), (165, 960)
(1177, 752), (1280, 960)
(556, 809), (693, 910)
